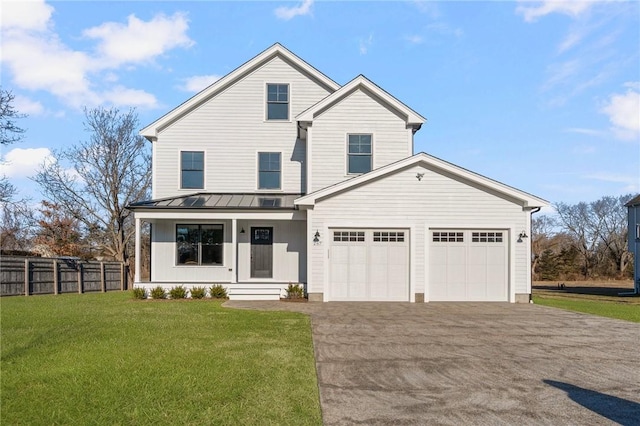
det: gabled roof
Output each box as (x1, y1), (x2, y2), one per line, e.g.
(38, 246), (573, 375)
(140, 43), (341, 140)
(625, 194), (640, 207)
(128, 192), (301, 210)
(296, 75), (425, 128)
(295, 152), (548, 208)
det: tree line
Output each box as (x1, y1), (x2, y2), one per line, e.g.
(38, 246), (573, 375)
(0, 88), (151, 283)
(532, 195), (634, 281)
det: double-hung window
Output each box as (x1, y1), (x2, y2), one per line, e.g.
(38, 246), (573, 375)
(181, 151), (204, 189)
(258, 152), (281, 189)
(176, 224), (223, 265)
(347, 134), (372, 174)
(266, 84), (289, 120)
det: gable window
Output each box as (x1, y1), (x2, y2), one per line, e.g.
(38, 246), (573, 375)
(266, 84), (289, 120)
(347, 134), (372, 174)
(176, 224), (223, 265)
(181, 151), (204, 189)
(258, 152), (281, 189)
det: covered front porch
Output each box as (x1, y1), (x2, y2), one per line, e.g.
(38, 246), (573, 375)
(130, 193), (307, 299)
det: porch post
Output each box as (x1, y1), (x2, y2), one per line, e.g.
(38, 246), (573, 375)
(134, 216), (141, 284)
(231, 218), (237, 283)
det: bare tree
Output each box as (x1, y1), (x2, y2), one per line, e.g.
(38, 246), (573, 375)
(554, 201), (598, 278)
(531, 215), (556, 278)
(33, 107), (151, 279)
(590, 195), (633, 276)
(0, 87), (26, 146)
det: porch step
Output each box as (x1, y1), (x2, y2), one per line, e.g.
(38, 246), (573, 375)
(228, 287), (282, 301)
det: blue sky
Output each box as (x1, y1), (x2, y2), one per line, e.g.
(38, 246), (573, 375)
(1, 0), (639, 211)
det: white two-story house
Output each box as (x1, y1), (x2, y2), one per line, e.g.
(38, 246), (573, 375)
(129, 43), (548, 302)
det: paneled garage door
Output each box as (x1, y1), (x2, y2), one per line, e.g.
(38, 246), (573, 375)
(329, 229), (409, 301)
(429, 230), (508, 302)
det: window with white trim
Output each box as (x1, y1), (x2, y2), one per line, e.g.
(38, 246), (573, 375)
(333, 231), (365, 242)
(181, 151), (204, 189)
(347, 134), (372, 174)
(433, 231), (464, 242)
(176, 224), (223, 265)
(373, 231), (405, 242)
(258, 152), (281, 189)
(472, 232), (503, 243)
(266, 84), (289, 120)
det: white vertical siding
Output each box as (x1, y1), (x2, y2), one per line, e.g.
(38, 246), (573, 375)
(309, 89), (412, 192)
(308, 165), (531, 297)
(153, 56), (332, 198)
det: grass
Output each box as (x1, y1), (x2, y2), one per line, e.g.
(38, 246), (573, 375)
(533, 295), (640, 323)
(1, 292), (322, 425)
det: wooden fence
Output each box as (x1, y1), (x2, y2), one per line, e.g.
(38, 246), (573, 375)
(0, 256), (127, 296)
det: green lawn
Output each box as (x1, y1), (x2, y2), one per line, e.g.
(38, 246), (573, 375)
(1, 292), (322, 425)
(533, 295), (640, 323)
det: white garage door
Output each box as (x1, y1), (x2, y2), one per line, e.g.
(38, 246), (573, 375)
(429, 230), (508, 302)
(329, 229), (409, 301)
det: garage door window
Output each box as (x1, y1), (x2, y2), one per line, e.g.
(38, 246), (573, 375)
(433, 231), (464, 242)
(472, 232), (503, 243)
(334, 231), (365, 242)
(373, 231), (405, 242)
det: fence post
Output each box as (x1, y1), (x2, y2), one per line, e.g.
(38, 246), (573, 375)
(24, 258), (29, 296)
(120, 263), (125, 291)
(100, 262), (106, 292)
(53, 259), (59, 295)
(77, 262), (83, 294)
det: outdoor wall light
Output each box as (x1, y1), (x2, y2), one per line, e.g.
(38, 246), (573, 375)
(517, 231), (528, 243)
(313, 230), (320, 243)
(240, 227), (245, 234)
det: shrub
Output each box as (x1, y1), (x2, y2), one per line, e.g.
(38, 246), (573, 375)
(150, 286), (167, 300)
(169, 285), (188, 299)
(132, 287), (146, 300)
(286, 283), (304, 299)
(190, 286), (207, 299)
(210, 284), (228, 299)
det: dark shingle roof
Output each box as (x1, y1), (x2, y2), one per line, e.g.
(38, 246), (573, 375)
(625, 194), (640, 207)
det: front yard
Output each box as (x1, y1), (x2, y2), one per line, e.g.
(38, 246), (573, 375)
(1, 292), (322, 425)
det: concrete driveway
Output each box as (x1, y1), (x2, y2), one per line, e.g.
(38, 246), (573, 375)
(226, 301), (640, 425)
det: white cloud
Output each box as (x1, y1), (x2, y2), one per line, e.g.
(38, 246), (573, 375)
(274, 0), (314, 21)
(13, 95), (44, 115)
(601, 84), (640, 141)
(359, 33), (374, 55)
(563, 128), (604, 137)
(83, 13), (193, 67)
(1, 147), (52, 178)
(516, 0), (597, 23)
(426, 22), (464, 38)
(405, 35), (424, 45)
(1, 0), (54, 32)
(179, 74), (222, 93)
(1, 3), (193, 110)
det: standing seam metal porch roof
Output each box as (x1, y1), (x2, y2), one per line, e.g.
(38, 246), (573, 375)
(127, 193), (301, 210)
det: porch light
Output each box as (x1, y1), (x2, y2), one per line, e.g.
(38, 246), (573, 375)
(313, 230), (320, 243)
(240, 227), (246, 234)
(517, 231), (528, 243)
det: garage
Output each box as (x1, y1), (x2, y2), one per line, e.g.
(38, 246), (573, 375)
(429, 230), (508, 302)
(329, 229), (409, 301)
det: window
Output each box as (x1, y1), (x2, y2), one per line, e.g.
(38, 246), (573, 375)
(433, 231), (464, 242)
(333, 231), (365, 242)
(348, 134), (372, 174)
(373, 231), (405, 242)
(176, 224), (223, 265)
(181, 151), (204, 189)
(266, 84), (289, 120)
(472, 232), (503, 243)
(636, 224), (640, 240)
(258, 152), (281, 189)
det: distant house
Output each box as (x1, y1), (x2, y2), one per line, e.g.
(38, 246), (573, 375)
(128, 43), (548, 302)
(626, 194), (640, 294)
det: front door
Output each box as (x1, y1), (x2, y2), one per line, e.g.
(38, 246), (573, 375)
(251, 227), (273, 278)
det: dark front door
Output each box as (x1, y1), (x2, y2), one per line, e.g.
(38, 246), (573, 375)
(251, 227), (273, 278)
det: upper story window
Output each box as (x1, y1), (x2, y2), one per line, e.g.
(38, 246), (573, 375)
(266, 84), (289, 120)
(347, 134), (372, 174)
(181, 151), (204, 189)
(258, 152), (281, 189)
